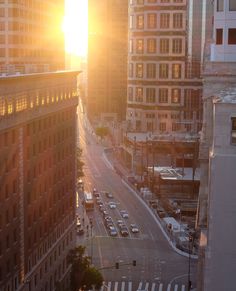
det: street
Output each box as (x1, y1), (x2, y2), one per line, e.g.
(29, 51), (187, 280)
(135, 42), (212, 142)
(76, 103), (197, 291)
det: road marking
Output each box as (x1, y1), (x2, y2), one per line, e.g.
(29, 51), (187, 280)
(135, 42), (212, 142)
(128, 281), (132, 291)
(144, 282), (149, 290)
(107, 281), (111, 291)
(167, 284), (171, 291)
(137, 282), (142, 290)
(181, 285), (185, 291)
(114, 282), (118, 291)
(158, 283), (163, 291)
(121, 281), (125, 291)
(151, 282), (156, 291)
(174, 284), (178, 291)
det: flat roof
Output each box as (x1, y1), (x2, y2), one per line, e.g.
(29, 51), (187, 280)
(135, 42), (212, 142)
(149, 166), (200, 181)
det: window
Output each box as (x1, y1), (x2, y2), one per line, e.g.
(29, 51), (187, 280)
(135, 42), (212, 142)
(159, 123), (166, 132)
(148, 0), (156, 2)
(147, 13), (157, 28)
(147, 39), (156, 53)
(228, 29), (236, 45)
(161, 0), (170, 2)
(136, 15), (144, 29)
(137, 0), (144, 4)
(129, 39), (133, 53)
(160, 39), (169, 53)
(136, 39), (144, 53)
(173, 13), (183, 29)
(135, 88), (143, 102)
(159, 64), (169, 78)
(129, 63), (133, 77)
(172, 64), (181, 79)
(216, 29), (223, 45)
(229, 0), (236, 11)
(231, 117), (236, 144)
(129, 15), (134, 29)
(171, 89), (181, 103)
(159, 88), (168, 103)
(146, 88), (156, 103)
(217, 0), (224, 11)
(160, 13), (170, 29)
(172, 39), (182, 53)
(172, 123), (181, 131)
(136, 63), (143, 78)
(173, 0), (183, 2)
(147, 63), (156, 78)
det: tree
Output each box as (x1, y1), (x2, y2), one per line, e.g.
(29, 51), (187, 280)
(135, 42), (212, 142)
(95, 127), (109, 140)
(76, 147), (84, 178)
(67, 246), (103, 291)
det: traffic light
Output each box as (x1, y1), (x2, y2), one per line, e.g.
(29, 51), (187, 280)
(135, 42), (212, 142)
(115, 262), (119, 269)
(132, 260), (136, 266)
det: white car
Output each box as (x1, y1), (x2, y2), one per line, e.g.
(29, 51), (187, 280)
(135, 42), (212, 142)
(108, 202), (116, 209)
(130, 224), (139, 233)
(120, 210), (129, 218)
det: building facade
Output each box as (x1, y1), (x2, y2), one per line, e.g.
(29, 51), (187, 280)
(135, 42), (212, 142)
(87, 0), (128, 122)
(0, 71), (79, 291)
(197, 0), (236, 290)
(0, 0), (65, 74)
(126, 0), (202, 136)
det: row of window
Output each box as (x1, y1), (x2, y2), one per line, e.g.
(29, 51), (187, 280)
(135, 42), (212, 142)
(128, 87), (182, 103)
(217, 0), (236, 11)
(127, 119), (200, 133)
(0, 88), (77, 117)
(130, 12), (184, 30)
(129, 37), (184, 54)
(216, 28), (236, 45)
(129, 62), (183, 79)
(131, 0), (185, 5)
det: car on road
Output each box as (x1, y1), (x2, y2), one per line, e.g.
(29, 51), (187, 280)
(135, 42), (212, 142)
(106, 221), (114, 229)
(108, 226), (118, 236)
(76, 216), (81, 227)
(108, 202), (116, 209)
(120, 210), (129, 219)
(120, 225), (129, 237)
(105, 192), (113, 198)
(103, 210), (109, 217)
(93, 188), (100, 197)
(117, 220), (125, 228)
(130, 224), (139, 233)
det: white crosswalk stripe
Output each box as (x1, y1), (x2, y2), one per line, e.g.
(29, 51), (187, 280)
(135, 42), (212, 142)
(100, 281), (186, 291)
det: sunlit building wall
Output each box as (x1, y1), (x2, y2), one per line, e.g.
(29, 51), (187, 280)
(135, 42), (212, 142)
(87, 0), (128, 122)
(0, 0), (65, 74)
(126, 0), (202, 136)
(0, 72), (79, 291)
(197, 0), (236, 290)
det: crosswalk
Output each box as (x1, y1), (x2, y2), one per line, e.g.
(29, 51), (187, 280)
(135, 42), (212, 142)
(100, 281), (187, 291)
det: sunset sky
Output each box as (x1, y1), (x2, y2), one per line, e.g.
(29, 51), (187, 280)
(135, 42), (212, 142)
(64, 0), (88, 56)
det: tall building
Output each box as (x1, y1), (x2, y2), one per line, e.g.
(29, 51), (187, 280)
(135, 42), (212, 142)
(0, 0), (65, 73)
(126, 0), (202, 136)
(0, 1), (79, 290)
(197, 0), (236, 290)
(87, 0), (128, 122)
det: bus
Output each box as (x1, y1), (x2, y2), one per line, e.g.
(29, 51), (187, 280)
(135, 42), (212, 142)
(84, 192), (94, 211)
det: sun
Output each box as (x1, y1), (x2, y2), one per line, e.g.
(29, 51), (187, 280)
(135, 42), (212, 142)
(63, 0), (88, 57)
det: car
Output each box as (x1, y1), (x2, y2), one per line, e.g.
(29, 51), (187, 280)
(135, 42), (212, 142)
(108, 202), (116, 209)
(99, 206), (106, 213)
(106, 221), (114, 229)
(120, 210), (129, 219)
(109, 226), (118, 236)
(117, 220), (125, 228)
(104, 216), (112, 222)
(130, 224), (139, 233)
(105, 192), (113, 198)
(96, 199), (103, 206)
(120, 226), (129, 237)
(93, 188), (100, 197)
(102, 210), (109, 217)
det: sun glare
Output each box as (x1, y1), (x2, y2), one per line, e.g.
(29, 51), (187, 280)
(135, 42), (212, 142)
(63, 0), (88, 57)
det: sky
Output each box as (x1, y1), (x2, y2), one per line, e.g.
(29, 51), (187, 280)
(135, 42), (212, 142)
(64, 0), (88, 56)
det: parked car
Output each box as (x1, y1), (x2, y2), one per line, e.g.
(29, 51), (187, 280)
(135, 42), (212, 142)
(120, 210), (129, 219)
(117, 220), (125, 229)
(76, 216), (81, 227)
(130, 224), (139, 233)
(105, 192), (113, 198)
(120, 225), (129, 237)
(109, 226), (118, 237)
(108, 202), (116, 209)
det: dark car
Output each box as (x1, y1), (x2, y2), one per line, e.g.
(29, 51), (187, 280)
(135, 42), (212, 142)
(120, 226), (129, 237)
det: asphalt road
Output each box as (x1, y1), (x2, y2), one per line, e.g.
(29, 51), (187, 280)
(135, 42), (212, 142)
(76, 104), (197, 289)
